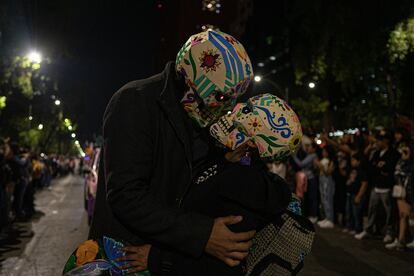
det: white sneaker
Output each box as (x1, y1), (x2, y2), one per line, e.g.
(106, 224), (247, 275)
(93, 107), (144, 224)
(319, 220), (334, 229)
(355, 231), (369, 240)
(317, 219), (328, 227)
(406, 240), (414, 249)
(383, 234), (393, 243)
(308, 217), (318, 224)
(385, 239), (399, 250)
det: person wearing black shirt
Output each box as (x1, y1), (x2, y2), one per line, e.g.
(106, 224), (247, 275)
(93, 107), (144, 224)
(345, 154), (368, 235)
(355, 132), (399, 242)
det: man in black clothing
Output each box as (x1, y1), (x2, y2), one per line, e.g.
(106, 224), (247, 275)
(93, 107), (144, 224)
(89, 29), (256, 273)
(356, 132), (400, 241)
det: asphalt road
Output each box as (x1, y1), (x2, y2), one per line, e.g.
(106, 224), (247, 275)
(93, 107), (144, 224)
(1, 174), (413, 275)
(0, 175), (88, 276)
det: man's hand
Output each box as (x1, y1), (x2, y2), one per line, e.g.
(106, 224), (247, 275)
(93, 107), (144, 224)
(117, 244), (151, 274)
(205, 216), (255, 267)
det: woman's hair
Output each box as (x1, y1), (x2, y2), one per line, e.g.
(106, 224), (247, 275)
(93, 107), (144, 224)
(321, 145), (336, 160)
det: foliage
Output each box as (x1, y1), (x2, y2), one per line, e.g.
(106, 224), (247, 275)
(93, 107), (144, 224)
(388, 17), (414, 63)
(0, 56), (40, 99)
(0, 96), (6, 110)
(291, 95), (329, 130)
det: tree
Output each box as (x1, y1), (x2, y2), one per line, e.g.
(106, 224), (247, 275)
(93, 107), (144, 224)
(291, 95), (329, 131)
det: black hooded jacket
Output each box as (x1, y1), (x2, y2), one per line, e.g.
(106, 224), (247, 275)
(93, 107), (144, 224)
(89, 62), (214, 260)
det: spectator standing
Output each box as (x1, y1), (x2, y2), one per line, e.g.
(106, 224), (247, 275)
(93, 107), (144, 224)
(386, 144), (414, 250)
(316, 146), (336, 228)
(293, 142), (319, 223)
(356, 132), (399, 242)
(343, 153), (369, 236)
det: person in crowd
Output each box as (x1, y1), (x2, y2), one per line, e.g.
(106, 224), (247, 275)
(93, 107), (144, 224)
(355, 132), (400, 242)
(343, 153), (369, 236)
(386, 143), (414, 250)
(293, 142), (318, 223)
(0, 142), (13, 235)
(315, 146), (336, 229)
(267, 160), (287, 180)
(393, 127), (411, 150)
(322, 132), (353, 227)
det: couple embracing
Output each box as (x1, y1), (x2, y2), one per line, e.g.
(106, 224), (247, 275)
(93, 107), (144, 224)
(63, 29), (312, 276)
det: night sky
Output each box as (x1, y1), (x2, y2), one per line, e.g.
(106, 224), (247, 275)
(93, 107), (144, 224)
(3, 0), (278, 141)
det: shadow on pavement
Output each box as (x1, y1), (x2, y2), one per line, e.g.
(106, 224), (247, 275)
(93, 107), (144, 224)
(0, 210), (45, 268)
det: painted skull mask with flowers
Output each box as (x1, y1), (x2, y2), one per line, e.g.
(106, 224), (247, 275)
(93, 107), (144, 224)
(210, 93), (302, 161)
(176, 29), (253, 127)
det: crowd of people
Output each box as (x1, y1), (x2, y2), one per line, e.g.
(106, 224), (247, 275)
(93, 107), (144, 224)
(269, 127), (414, 251)
(0, 138), (77, 236)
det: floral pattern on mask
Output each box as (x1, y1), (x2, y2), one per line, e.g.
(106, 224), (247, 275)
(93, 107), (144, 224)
(176, 29), (253, 127)
(210, 93), (302, 160)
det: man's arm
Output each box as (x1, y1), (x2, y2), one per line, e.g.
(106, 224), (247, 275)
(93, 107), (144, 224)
(104, 89), (213, 258)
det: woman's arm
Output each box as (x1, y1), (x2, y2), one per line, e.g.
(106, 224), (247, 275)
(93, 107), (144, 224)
(293, 154), (316, 169)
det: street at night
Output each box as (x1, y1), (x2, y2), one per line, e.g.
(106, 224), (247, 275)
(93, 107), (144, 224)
(0, 176), (413, 275)
(2, 0), (414, 275)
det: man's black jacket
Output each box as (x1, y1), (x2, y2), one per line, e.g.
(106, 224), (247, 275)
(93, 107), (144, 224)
(370, 147), (400, 189)
(89, 62), (214, 258)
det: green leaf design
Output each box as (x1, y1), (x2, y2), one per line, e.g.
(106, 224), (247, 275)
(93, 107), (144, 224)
(184, 59), (190, 65)
(63, 254), (76, 273)
(257, 134), (283, 148)
(189, 49), (197, 81)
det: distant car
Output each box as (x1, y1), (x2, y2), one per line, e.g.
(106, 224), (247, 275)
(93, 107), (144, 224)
(83, 148), (100, 225)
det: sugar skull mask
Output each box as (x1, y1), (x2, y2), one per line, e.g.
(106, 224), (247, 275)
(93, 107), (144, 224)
(176, 29), (253, 127)
(210, 93), (302, 161)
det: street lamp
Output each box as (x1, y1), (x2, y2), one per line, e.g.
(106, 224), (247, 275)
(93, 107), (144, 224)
(28, 116), (33, 121)
(54, 99), (61, 106)
(68, 125), (73, 131)
(38, 124), (44, 130)
(27, 51), (42, 63)
(308, 82), (316, 89)
(71, 133), (76, 138)
(254, 76), (262, 82)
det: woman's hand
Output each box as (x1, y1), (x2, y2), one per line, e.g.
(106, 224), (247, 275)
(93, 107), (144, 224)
(116, 244), (151, 274)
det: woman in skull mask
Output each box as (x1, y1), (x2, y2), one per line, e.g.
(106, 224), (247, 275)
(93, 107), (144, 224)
(155, 93), (307, 275)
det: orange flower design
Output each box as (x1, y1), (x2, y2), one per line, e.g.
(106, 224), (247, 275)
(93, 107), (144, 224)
(248, 117), (262, 133)
(75, 240), (99, 266)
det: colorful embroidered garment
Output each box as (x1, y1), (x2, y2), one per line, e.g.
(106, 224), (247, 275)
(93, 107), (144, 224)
(176, 29), (253, 127)
(62, 236), (150, 276)
(210, 93), (302, 161)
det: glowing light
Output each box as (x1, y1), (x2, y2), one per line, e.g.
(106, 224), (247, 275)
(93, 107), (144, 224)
(316, 139), (322, 145)
(254, 76), (262, 82)
(75, 140), (79, 145)
(38, 124), (44, 130)
(27, 51), (42, 63)
(71, 133), (76, 138)
(28, 116), (33, 121)
(257, 62), (265, 67)
(269, 56), (276, 61)
(54, 99), (61, 106)
(308, 82), (316, 88)
(40, 153), (45, 158)
(68, 125), (73, 130)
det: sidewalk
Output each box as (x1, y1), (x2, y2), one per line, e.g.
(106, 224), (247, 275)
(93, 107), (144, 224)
(0, 175), (89, 276)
